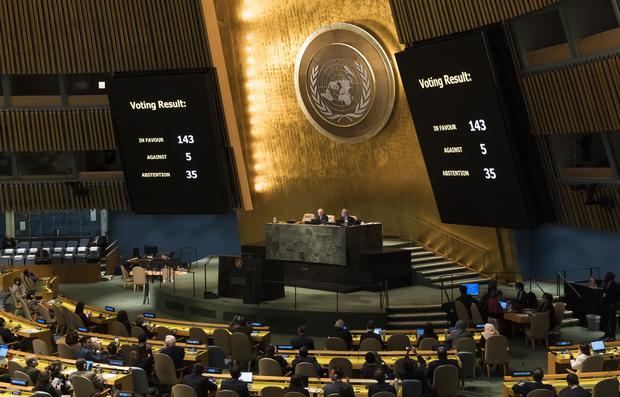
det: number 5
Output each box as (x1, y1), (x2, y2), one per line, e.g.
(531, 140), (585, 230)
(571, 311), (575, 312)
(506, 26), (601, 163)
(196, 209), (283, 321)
(480, 143), (487, 155)
(185, 153), (192, 161)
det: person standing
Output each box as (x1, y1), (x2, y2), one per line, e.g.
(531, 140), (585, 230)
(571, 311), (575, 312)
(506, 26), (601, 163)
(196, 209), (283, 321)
(601, 272), (620, 341)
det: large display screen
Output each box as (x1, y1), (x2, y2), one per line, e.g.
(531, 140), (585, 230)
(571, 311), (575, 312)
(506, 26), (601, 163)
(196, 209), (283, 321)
(396, 27), (549, 228)
(109, 70), (236, 214)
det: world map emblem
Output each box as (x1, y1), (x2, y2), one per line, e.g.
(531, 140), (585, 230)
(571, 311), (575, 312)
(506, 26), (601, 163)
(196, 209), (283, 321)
(295, 23), (395, 143)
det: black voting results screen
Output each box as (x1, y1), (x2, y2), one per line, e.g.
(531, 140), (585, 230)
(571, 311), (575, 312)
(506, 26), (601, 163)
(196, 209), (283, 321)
(396, 27), (549, 229)
(109, 70), (235, 214)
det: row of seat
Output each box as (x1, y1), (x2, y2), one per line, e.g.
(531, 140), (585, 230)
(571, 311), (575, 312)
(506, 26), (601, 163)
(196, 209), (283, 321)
(0, 246), (100, 265)
(12, 239), (91, 249)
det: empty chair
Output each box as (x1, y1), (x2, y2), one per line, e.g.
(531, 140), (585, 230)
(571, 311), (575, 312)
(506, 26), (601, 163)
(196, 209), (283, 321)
(484, 335), (509, 377)
(207, 345), (226, 369)
(132, 266), (147, 292)
(67, 311), (85, 330)
(471, 304), (484, 324)
(64, 247), (75, 263)
(28, 247), (38, 255)
(0, 256), (11, 266)
(418, 337), (439, 350)
(172, 384), (197, 397)
(260, 386), (284, 397)
(18, 298), (32, 320)
(259, 357), (283, 376)
(387, 334), (410, 351)
(16, 242), (29, 249)
(359, 337), (383, 352)
(231, 332), (255, 371)
(528, 390), (555, 397)
(525, 313), (550, 350)
(328, 357), (353, 378)
(401, 379), (423, 397)
(71, 375), (98, 397)
(431, 365), (459, 397)
(3, 248), (15, 256)
(454, 300), (470, 323)
(76, 246), (88, 261)
(131, 366), (157, 397)
(553, 302), (565, 333)
(580, 355), (604, 373)
(7, 360), (23, 377)
(42, 241), (54, 248)
(301, 213), (314, 223)
(457, 351), (476, 380)
(12, 254), (25, 265)
(131, 326), (146, 338)
(88, 246), (101, 262)
(79, 238), (90, 247)
(25, 254), (36, 265)
(111, 321), (130, 337)
(295, 361), (319, 377)
(57, 342), (76, 359)
(325, 337), (348, 351)
(33, 338), (52, 355)
(592, 378), (619, 397)
(13, 370), (33, 385)
(455, 337), (477, 353)
(213, 328), (232, 356)
(16, 247), (28, 255)
(120, 265), (134, 289)
(154, 352), (181, 388)
(155, 326), (172, 340)
(189, 327), (209, 345)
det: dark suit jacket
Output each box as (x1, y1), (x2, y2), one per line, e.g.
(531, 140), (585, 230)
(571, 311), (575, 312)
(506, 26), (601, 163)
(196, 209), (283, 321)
(323, 380), (354, 397)
(23, 366), (41, 384)
(317, 215), (329, 225)
(290, 335), (315, 350)
(0, 327), (16, 343)
(74, 346), (101, 362)
(560, 386), (588, 397)
(160, 345), (185, 369)
(339, 217), (357, 227)
(333, 327), (353, 349)
(182, 373), (217, 396)
(368, 382), (396, 397)
(455, 294), (478, 314)
(511, 381), (555, 396)
(515, 290), (528, 306)
(425, 359), (459, 385)
(221, 379), (250, 397)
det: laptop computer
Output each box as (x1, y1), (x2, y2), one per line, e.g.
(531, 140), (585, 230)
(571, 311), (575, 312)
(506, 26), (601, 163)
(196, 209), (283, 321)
(240, 372), (253, 383)
(373, 328), (382, 335)
(499, 300), (508, 310)
(591, 340), (606, 353)
(416, 328), (424, 336)
(464, 283), (479, 296)
(0, 344), (9, 359)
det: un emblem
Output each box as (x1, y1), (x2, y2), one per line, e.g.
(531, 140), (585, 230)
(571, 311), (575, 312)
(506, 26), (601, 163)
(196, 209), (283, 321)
(295, 23), (395, 143)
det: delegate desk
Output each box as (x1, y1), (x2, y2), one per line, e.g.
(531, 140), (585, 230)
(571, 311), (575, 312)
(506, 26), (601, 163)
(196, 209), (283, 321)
(204, 374), (381, 397)
(547, 341), (620, 374)
(503, 371), (620, 397)
(57, 298), (117, 331)
(8, 349), (133, 390)
(350, 329), (482, 348)
(0, 310), (53, 347)
(60, 331), (208, 364)
(0, 382), (35, 395)
(275, 349), (459, 370)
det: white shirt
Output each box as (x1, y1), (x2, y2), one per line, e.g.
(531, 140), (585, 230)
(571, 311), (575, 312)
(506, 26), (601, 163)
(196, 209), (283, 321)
(570, 353), (590, 372)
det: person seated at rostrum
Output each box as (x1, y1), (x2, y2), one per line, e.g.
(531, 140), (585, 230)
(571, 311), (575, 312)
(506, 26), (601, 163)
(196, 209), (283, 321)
(290, 325), (315, 350)
(511, 367), (555, 396)
(220, 365), (250, 397)
(332, 318), (352, 349)
(291, 346), (322, 377)
(368, 369), (396, 397)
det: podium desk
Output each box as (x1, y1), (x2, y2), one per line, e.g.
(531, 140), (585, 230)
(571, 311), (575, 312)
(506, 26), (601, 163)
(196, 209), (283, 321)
(265, 223), (382, 266)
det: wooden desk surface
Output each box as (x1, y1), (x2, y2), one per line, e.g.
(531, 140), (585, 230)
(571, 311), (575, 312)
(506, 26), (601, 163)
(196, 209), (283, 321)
(8, 350), (132, 388)
(0, 310), (53, 346)
(504, 312), (532, 324)
(57, 298), (117, 326)
(546, 341), (620, 374)
(503, 371), (620, 397)
(142, 318), (270, 344)
(0, 382), (35, 395)
(349, 329), (481, 346)
(60, 331), (209, 364)
(205, 374), (379, 396)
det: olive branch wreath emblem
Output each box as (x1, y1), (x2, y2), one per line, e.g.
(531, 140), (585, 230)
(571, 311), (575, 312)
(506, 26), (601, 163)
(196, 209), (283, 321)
(309, 61), (371, 123)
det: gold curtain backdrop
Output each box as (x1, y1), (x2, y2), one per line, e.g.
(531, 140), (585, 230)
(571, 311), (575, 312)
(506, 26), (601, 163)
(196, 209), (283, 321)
(215, 0), (518, 274)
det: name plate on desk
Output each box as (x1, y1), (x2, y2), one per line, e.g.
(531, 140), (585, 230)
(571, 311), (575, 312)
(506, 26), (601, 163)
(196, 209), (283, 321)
(265, 223), (382, 266)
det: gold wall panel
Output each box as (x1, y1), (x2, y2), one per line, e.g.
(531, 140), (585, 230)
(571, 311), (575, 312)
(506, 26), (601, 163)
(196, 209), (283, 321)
(224, 0), (515, 274)
(0, 0), (211, 74)
(388, 0), (559, 44)
(0, 108), (115, 152)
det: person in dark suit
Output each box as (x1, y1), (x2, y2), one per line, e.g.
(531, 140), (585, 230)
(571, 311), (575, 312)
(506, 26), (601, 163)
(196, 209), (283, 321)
(537, 293), (557, 331)
(291, 346), (322, 377)
(70, 359), (105, 391)
(323, 367), (354, 397)
(562, 373), (587, 397)
(229, 316), (254, 337)
(425, 348), (459, 386)
(290, 325), (315, 350)
(260, 345), (289, 373)
(333, 319), (352, 349)
(455, 285), (478, 316)
(339, 209), (357, 227)
(360, 321), (383, 349)
(284, 374), (309, 397)
(601, 272), (620, 341)
(368, 369), (396, 397)
(74, 301), (92, 328)
(511, 368), (555, 396)
(316, 208), (329, 225)
(182, 363), (217, 396)
(160, 335), (185, 370)
(220, 365), (250, 397)
(1, 235), (15, 250)
(34, 370), (59, 397)
(23, 356), (41, 384)
(417, 323), (438, 346)
(116, 310), (133, 336)
(514, 282), (528, 308)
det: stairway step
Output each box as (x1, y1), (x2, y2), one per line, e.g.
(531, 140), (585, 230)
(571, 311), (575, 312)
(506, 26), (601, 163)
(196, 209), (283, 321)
(383, 239), (414, 249)
(387, 320), (449, 329)
(411, 256), (446, 264)
(418, 266), (469, 276)
(434, 277), (490, 288)
(400, 246), (425, 252)
(412, 261), (455, 270)
(410, 251), (435, 258)
(387, 312), (447, 320)
(563, 310), (573, 318)
(386, 304), (443, 312)
(427, 271), (480, 282)
(561, 318), (579, 327)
